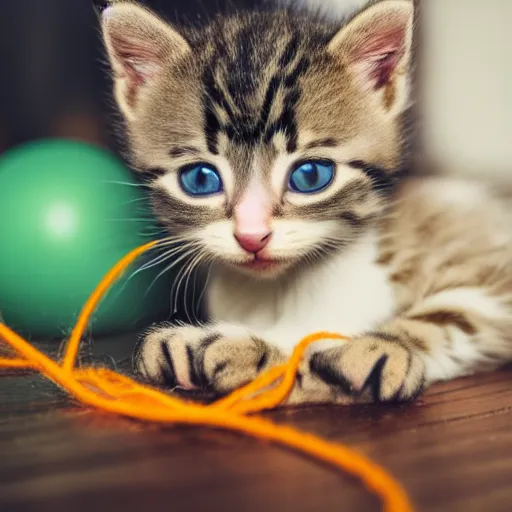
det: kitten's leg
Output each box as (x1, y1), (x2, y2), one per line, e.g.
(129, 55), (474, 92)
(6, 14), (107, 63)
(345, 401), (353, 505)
(136, 323), (286, 394)
(306, 288), (512, 403)
(305, 327), (426, 404)
(137, 290), (512, 404)
(137, 323), (345, 403)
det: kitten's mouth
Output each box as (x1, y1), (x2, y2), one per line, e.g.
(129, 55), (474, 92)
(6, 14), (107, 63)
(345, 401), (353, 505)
(238, 259), (280, 270)
(233, 254), (287, 273)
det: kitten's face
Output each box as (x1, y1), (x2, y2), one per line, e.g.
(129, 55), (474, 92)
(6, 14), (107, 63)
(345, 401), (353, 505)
(102, 1), (413, 278)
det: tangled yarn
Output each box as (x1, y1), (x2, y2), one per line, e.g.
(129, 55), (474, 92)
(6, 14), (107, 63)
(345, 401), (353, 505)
(0, 241), (414, 512)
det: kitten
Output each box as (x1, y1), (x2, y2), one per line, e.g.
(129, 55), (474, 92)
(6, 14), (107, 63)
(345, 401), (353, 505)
(101, 0), (512, 405)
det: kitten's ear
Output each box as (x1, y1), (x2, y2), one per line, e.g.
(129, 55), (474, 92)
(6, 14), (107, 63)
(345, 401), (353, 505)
(101, 3), (190, 120)
(329, 0), (413, 113)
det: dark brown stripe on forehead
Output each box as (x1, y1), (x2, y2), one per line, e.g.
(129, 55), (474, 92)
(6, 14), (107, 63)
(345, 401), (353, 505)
(229, 24), (260, 99)
(303, 138), (339, 150)
(284, 56), (310, 88)
(169, 146), (202, 158)
(263, 87), (301, 152)
(193, 10), (342, 156)
(201, 29), (312, 153)
(202, 48), (238, 155)
(258, 75), (280, 135)
(279, 33), (300, 68)
(203, 98), (222, 155)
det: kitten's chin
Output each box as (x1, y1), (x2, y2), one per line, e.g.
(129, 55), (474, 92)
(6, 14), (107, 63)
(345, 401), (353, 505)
(224, 257), (295, 279)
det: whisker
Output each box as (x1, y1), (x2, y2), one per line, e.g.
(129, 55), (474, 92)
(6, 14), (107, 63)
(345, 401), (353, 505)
(155, 235), (202, 248)
(135, 245), (191, 274)
(170, 248), (203, 319)
(182, 255), (200, 324)
(183, 252), (209, 324)
(190, 257), (202, 323)
(154, 241), (197, 252)
(134, 251), (182, 276)
(138, 229), (169, 238)
(170, 256), (194, 318)
(101, 180), (151, 189)
(117, 197), (151, 207)
(196, 258), (214, 321)
(105, 218), (155, 222)
(103, 238), (190, 304)
(190, 254), (214, 322)
(143, 247), (199, 302)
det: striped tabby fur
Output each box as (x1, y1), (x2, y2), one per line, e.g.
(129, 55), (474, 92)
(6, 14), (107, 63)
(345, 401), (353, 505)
(101, 1), (512, 404)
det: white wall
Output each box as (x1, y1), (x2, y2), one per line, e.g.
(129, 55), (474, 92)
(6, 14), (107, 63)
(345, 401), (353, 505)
(422, 0), (512, 177)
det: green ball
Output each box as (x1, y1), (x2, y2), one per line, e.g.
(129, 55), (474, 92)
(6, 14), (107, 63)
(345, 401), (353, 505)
(0, 139), (174, 340)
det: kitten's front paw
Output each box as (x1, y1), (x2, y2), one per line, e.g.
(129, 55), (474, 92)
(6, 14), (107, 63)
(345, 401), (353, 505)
(310, 334), (426, 403)
(135, 324), (284, 394)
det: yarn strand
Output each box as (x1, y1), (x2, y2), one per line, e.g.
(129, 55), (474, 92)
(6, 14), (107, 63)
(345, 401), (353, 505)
(0, 242), (414, 512)
(0, 358), (37, 369)
(62, 240), (158, 372)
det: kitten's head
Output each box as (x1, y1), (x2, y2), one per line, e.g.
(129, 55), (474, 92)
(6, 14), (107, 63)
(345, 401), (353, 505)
(101, 0), (413, 278)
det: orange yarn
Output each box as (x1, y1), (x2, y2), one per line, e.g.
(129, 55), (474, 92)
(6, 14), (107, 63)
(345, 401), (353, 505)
(0, 241), (414, 512)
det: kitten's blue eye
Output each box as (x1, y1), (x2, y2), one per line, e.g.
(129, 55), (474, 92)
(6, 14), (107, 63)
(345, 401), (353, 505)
(288, 160), (335, 194)
(179, 164), (223, 197)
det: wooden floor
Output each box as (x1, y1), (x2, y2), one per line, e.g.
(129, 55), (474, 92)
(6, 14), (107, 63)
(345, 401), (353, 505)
(1, 336), (511, 512)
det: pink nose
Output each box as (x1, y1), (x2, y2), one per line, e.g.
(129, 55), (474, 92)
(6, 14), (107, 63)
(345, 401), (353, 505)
(234, 232), (272, 254)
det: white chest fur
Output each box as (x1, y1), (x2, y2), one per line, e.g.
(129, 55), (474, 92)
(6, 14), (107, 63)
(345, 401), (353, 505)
(207, 235), (396, 354)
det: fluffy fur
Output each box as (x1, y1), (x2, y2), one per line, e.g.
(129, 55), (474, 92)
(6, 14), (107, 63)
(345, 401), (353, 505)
(101, 0), (512, 405)
(276, 0), (370, 19)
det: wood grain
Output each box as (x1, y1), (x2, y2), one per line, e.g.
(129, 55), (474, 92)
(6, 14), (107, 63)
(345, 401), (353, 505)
(1, 337), (511, 512)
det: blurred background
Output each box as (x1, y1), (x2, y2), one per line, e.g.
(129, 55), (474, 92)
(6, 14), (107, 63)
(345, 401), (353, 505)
(0, 0), (259, 157)
(421, 0), (512, 178)
(0, 0), (510, 174)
